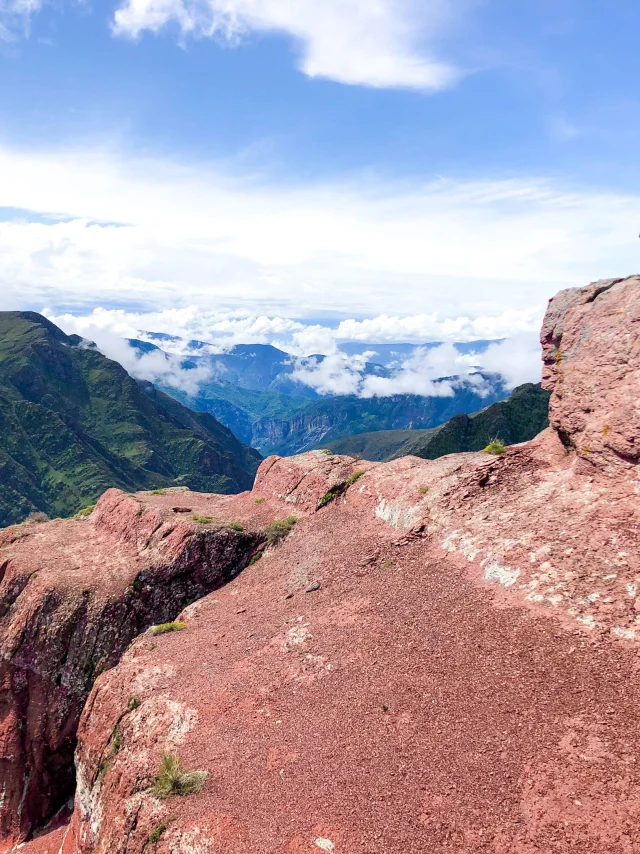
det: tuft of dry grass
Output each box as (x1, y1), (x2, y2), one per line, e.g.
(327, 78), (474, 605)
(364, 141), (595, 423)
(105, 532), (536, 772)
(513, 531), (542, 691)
(191, 513), (213, 524)
(25, 511), (49, 523)
(264, 515), (298, 545)
(152, 752), (208, 799)
(150, 621), (186, 636)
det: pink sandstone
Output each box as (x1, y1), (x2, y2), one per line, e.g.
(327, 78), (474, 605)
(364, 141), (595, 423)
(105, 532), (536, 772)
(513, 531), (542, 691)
(6, 275), (640, 853)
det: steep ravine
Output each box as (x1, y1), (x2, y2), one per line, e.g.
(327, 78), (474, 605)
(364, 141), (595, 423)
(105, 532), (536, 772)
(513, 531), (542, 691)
(0, 489), (267, 847)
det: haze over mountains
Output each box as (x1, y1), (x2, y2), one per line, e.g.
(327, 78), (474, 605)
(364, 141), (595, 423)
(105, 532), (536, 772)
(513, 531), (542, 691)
(120, 333), (513, 455)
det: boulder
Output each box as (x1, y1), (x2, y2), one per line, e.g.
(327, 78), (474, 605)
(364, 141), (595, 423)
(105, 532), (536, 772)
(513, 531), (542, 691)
(541, 275), (640, 466)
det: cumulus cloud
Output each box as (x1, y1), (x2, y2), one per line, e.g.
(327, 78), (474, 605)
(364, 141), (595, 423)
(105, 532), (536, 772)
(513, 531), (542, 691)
(287, 335), (543, 398)
(112, 0), (459, 92)
(47, 304), (540, 355)
(290, 342), (499, 398)
(108, 342), (212, 395)
(46, 306), (309, 352)
(334, 308), (544, 343)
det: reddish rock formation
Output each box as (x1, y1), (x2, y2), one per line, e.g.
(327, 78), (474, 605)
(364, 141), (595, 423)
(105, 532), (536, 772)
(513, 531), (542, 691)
(0, 489), (268, 846)
(541, 275), (640, 466)
(7, 276), (640, 853)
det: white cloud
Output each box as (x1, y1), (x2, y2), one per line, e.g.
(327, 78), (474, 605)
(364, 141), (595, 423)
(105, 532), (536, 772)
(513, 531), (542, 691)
(334, 308), (543, 343)
(290, 342), (502, 398)
(474, 332), (541, 389)
(2, 144), (640, 329)
(45, 306), (309, 351)
(110, 341), (213, 395)
(0, 0), (40, 40)
(48, 307), (541, 399)
(290, 353), (364, 396)
(287, 336), (542, 397)
(51, 316), (213, 394)
(112, 0), (459, 92)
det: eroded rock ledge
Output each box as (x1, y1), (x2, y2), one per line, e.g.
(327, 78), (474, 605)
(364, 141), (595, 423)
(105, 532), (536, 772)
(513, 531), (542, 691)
(0, 489), (267, 845)
(5, 276), (640, 853)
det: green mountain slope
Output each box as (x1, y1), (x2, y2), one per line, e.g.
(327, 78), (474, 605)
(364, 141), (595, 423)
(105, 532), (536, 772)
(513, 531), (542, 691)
(247, 380), (508, 456)
(321, 383), (550, 461)
(0, 312), (261, 527)
(166, 379), (311, 447)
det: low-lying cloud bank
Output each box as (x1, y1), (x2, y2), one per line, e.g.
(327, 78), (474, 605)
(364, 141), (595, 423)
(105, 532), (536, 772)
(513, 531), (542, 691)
(290, 336), (539, 397)
(52, 308), (541, 399)
(73, 326), (212, 396)
(47, 305), (542, 353)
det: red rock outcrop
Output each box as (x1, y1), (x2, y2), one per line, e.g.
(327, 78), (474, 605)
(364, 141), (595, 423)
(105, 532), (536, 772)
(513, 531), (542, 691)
(8, 276), (640, 853)
(0, 489), (268, 846)
(541, 275), (640, 466)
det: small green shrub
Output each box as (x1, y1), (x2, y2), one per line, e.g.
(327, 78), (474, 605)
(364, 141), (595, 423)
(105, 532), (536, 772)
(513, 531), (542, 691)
(151, 489), (166, 495)
(318, 489), (339, 508)
(419, 486), (428, 495)
(151, 621), (186, 636)
(321, 448), (333, 455)
(254, 497), (265, 504)
(75, 504), (95, 519)
(318, 471), (365, 509)
(264, 515), (298, 545)
(484, 439), (506, 455)
(111, 728), (123, 753)
(127, 696), (141, 712)
(227, 522), (244, 532)
(152, 752), (208, 799)
(25, 511), (49, 523)
(148, 816), (175, 845)
(191, 514), (213, 524)
(249, 551), (263, 566)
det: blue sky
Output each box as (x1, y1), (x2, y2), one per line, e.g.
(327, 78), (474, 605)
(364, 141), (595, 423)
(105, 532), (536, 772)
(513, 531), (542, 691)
(1, 0), (639, 354)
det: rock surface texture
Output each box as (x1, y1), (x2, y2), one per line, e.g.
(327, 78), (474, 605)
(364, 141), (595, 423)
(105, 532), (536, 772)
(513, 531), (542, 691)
(5, 275), (640, 853)
(0, 490), (266, 844)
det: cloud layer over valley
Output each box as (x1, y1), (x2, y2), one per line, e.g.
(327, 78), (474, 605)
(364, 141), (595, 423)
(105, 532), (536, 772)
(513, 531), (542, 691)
(51, 306), (542, 400)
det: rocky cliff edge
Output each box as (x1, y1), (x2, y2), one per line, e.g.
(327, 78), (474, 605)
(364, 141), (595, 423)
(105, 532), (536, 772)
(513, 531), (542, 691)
(5, 276), (640, 854)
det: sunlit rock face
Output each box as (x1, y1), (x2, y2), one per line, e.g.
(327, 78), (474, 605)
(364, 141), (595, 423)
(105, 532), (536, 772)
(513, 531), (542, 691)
(10, 276), (640, 854)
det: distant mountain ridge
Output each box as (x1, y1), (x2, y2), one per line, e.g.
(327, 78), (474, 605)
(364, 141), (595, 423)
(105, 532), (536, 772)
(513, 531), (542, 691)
(129, 336), (509, 455)
(322, 383), (550, 461)
(0, 312), (261, 527)
(130, 338), (390, 400)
